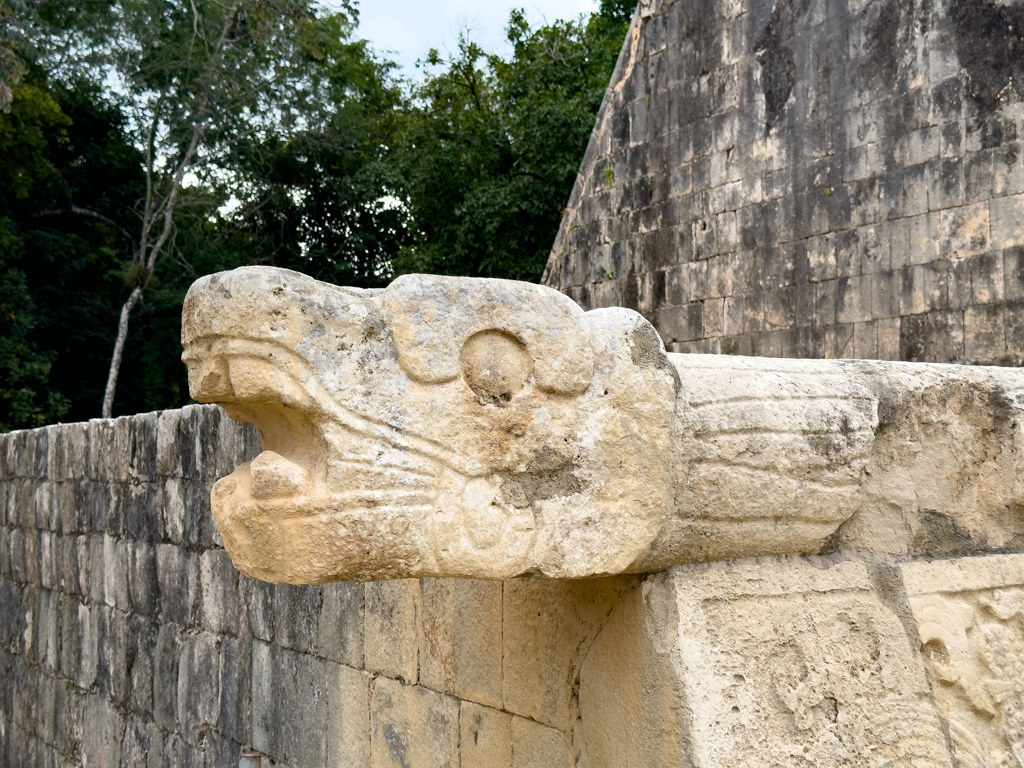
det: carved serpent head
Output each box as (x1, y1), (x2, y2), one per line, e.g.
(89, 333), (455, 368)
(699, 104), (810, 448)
(182, 266), (680, 582)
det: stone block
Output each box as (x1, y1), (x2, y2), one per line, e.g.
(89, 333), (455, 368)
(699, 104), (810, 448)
(156, 543), (198, 627)
(125, 481), (161, 544)
(901, 554), (1024, 767)
(511, 716), (572, 768)
(460, 702), (512, 768)
(836, 275), (872, 324)
(0, 579), (24, 652)
(665, 558), (952, 766)
(877, 317), (900, 360)
(33, 429), (48, 479)
(177, 631), (221, 745)
(35, 671), (58, 745)
(128, 540), (158, 617)
(239, 575), (275, 642)
(156, 409), (182, 478)
(369, 678), (459, 768)
(129, 411), (159, 481)
(23, 528), (38, 585)
(96, 604), (129, 705)
(902, 164), (929, 217)
(11, 654), (36, 730)
(318, 580), (363, 668)
(32, 481), (51, 532)
(35, 588), (58, 672)
(365, 580), (420, 683)
(203, 732), (240, 768)
(419, 578), (502, 709)
(88, 533), (104, 604)
(120, 717), (160, 768)
(102, 534), (130, 610)
(9, 527), (26, 583)
(57, 686), (85, 761)
(939, 203), (990, 258)
(805, 232), (837, 282)
(74, 535), (90, 597)
(57, 594), (80, 681)
(327, 662), (370, 768)
(80, 480), (111, 535)
(182, 472), (216, 549)
(251, 641), (330, 765)
(964, 304), (1007, 364)
(126, 618), (156, 719)
(218, 634), (251, 745)
(64, 479), (89, 535)
(503, 577), (635, 731)
(900, 309), (965, 363)
(178, 404), (209, 479)
(199, 548), (240, 636)
(853, 319), (877, 359)
(162, 477), (185, 544)
(989, 193), (1024, 250)
(80, 695), (123, 768)
(927, 158), (964, 211)
(163, 732), (204, 767)
(38, 531), (56, 590)
(153, 622), (181, 732)
(76, 602), (98, 691)
(274, 583), (321, 653)
(0, 525), (11, 582)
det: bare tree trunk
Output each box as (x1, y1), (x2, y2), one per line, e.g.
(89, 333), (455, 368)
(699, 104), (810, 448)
(101, 285), (143, 419)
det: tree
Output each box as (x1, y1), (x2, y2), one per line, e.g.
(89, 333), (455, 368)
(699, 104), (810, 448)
(396, 0), (632, 281)
(224, 35), (408, 289)
(37, 0), (377, 416)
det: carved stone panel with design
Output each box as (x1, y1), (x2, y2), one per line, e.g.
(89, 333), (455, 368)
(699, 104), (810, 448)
(668, 558), (953, 768)
(903, 555), (1024, 768)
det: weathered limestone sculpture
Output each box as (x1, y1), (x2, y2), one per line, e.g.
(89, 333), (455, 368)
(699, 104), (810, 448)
(182, 266), (1024, 583)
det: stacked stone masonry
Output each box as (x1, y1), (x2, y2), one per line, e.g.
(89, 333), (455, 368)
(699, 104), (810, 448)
(0, 406), (620, 767)
(545, 0), (1024, 364)
(4, 407), (1024, 764)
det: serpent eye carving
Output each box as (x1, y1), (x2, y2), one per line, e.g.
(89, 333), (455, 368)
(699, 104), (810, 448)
(459, 330), (532, 405)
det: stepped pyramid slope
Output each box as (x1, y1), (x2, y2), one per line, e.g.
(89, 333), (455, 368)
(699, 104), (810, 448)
(546, 0), (1024, 365)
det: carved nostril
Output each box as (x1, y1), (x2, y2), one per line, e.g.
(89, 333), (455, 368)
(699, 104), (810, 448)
(190, 357), (234, 401)
(459, 330), (532, 405)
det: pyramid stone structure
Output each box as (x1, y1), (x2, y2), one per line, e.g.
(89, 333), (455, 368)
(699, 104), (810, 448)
(544, 0), (1024, 364)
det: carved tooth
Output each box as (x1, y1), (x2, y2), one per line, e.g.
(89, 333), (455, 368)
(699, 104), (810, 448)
(250, 451), (309, 499)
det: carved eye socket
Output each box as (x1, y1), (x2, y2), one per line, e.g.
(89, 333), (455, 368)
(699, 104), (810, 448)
(459, 330), (532, 405)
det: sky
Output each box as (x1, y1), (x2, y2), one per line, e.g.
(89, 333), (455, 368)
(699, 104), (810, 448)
(354, 0), (600, 77)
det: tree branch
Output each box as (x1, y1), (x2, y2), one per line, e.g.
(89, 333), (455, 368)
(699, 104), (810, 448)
(32, 206), (138, 253)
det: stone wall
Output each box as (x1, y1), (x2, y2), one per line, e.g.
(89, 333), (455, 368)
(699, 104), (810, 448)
(0, 406), (638, 767)
(4, 407), (1024, 765)
(545, 0), (1024, 364)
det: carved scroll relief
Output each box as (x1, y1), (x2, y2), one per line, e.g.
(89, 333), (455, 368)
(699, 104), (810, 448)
(666, 558), (952, 767)
(903, 555), (1024, 768)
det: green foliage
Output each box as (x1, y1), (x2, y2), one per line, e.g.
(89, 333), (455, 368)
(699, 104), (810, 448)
(396, 0), (631, 280)
(0, 0), (634, 427)
(225, 35), (409, 288)
(0, 218), (69, 430)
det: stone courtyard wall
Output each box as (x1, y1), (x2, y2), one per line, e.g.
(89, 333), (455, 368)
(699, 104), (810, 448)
(0, 406), (631, 767)
(545, 0), (1024, 364)
(4, 406), (1024, 766)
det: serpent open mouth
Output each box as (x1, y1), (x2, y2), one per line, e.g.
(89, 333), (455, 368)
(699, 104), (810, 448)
(181, 335), (485, 582)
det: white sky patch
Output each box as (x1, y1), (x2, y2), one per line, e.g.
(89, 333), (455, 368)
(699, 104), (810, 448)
(351, 0), (600, 77)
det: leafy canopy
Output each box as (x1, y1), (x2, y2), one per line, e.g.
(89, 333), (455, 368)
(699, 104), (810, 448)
(396, 0), (632, 281)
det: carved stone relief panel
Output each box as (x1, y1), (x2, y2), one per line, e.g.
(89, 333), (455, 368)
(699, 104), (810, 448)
(668, 558), (952, 768)
(903, 554), (1024, 768)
